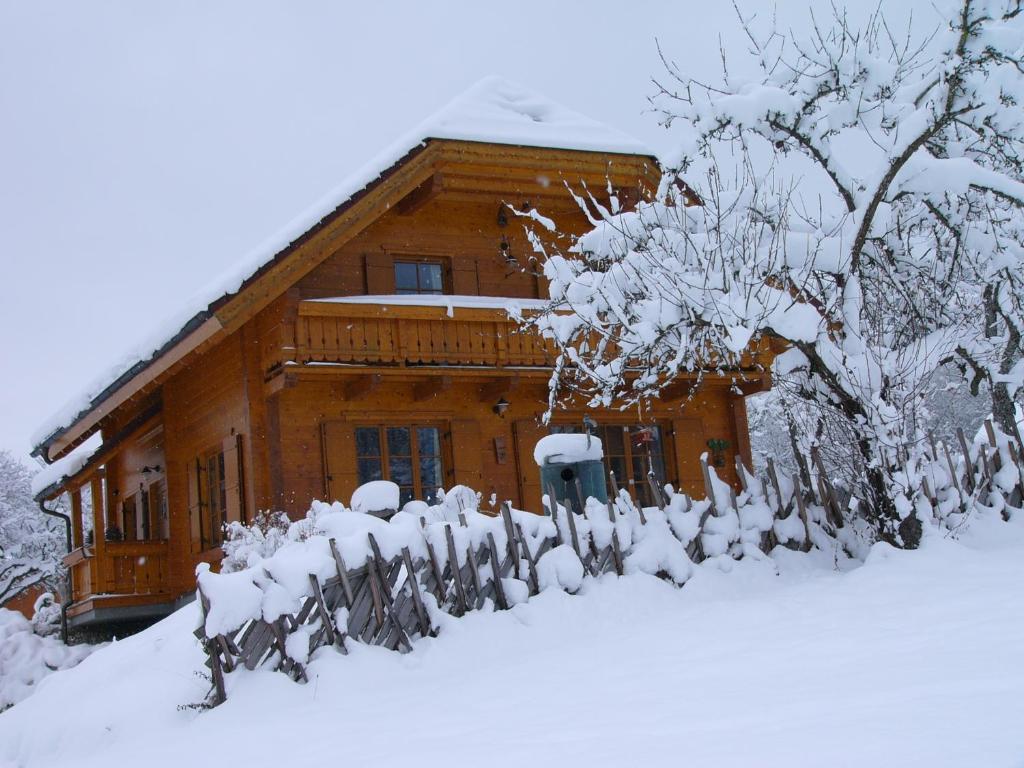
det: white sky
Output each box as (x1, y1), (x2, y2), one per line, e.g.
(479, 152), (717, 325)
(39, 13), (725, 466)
(0, 1), (938, 461)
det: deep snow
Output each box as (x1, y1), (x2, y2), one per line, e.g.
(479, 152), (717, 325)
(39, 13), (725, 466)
(1, 517), (1022, 767)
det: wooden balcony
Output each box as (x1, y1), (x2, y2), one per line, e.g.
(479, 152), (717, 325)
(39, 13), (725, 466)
(263, 300), (557, 374)
(63, 540), (173, 622)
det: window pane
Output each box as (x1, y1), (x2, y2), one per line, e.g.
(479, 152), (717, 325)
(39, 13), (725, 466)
(604, 426), (625, 455)
(394, 262), (418, 292)
(419, 457), (442, 491)
(389, 456), (413, 487)
(632, 455), (649, 483)
(418, 263), (443, 293)
(356, 427), (381, 457)
(387, 427), (411, 457)
(417, 427), (440, 457)
(357, 458), (382, 484)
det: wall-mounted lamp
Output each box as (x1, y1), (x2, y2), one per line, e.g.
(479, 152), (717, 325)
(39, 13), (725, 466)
(493, 397), (510, 417)
(497, 204), (509, 228)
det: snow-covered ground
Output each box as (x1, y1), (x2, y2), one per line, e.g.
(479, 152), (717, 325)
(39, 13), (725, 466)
(2, 517), (1023, 768)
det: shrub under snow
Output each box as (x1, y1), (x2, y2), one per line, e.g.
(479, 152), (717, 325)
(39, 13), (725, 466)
(0, 608), (95, 711)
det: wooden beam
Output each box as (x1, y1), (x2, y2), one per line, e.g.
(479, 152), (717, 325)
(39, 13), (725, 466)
(395, 173), (443, 216)
(659, 380), (692, 402)
(478, 375), (519, 404)
(343, 374), (382, 401)
(264, 370), (298, 397)
(413, 376), (452, 402)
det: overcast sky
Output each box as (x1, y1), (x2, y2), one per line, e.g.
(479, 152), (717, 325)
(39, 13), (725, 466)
(0, 1), (939, 462)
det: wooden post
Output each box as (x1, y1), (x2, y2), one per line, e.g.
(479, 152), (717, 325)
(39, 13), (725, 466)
(328, 538), (355, 607)
(766, 458), (787, 516)
(957, 428), (976, 492)
(307, 574), (336, 646)
(423, 537), (447, 604)
(792, 473), (812, 552)
(514, 522), (540, 594)
(89, 475), (108, 593)
(443, 525), (468, 614)
(646, 471), (666, 511)
(485, 533), (508, 610)
(733, 455), (750, 494)
(700, 456), (718, 517)
(499, 502), (519, 578)
(400, 547), (432, 637)
(70, 487), (84, 550)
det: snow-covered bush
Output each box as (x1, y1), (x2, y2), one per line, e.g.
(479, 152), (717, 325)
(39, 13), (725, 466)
(0, 608), (95, 711)
(221, 510), (291, 573)
(29, 592), (61, 638)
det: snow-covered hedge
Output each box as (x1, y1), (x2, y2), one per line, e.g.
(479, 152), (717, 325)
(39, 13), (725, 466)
(0, 608), (95, 711)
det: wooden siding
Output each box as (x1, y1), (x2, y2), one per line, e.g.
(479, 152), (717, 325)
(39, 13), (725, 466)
(270, 374), (747, 518)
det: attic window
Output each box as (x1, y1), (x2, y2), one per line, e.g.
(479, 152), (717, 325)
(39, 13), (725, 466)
(394, 260), (445, 295)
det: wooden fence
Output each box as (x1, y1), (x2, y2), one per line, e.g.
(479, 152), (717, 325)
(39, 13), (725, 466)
(195, 422), (1022, 707)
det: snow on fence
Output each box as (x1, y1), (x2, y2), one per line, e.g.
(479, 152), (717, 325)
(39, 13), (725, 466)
(194, 422), (1022, 707)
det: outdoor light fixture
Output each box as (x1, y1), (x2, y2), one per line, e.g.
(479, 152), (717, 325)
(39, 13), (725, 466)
(496, 204), (508, 227)
(493, 397), (510, 417)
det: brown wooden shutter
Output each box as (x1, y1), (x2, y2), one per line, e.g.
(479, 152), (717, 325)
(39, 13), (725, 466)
(449, 419), (483, 489)
(450, 255), (478, 295)
(365, 253), (394, 294)
(187, 457), (202, 554)
(671, 417), (707, 497)
(321, 421), (358, 504)
(223, 434), (245, 525)
(512, 417), (546, 513)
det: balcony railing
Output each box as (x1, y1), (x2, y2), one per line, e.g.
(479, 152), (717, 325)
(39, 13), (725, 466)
(263, 300), (557, 373)
(63, 540), (171, 604)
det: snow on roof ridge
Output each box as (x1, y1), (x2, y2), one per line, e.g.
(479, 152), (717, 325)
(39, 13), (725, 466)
(420, 75), (651, 155)
(32, 77), (652, 454)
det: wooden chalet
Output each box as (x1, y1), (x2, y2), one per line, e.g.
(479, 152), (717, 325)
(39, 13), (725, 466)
(32, 78), (772, 630)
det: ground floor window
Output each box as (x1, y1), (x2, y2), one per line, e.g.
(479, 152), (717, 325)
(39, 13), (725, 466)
(355, 424), (444, 507)
(549, 423), (667, 508)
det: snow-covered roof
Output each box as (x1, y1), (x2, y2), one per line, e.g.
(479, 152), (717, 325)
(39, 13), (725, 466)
(33, 77), (653, 459)
(31, 441), (99, 499)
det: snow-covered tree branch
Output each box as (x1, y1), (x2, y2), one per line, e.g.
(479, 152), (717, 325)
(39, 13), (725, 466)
(0, 452), (65, 605)
(528, 0), (1024, 547)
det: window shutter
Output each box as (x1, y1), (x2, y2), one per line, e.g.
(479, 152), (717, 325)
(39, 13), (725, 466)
(450, 255), (478, 295)
(365, 253), (394, 294)
(187, 458), (202, 554)
(512, 418), (546, 513)
(321, 421), (358, 504)
(671, 417), (706, 497)
(449, 419), (482, 489)
(223, 434), (245, 525)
